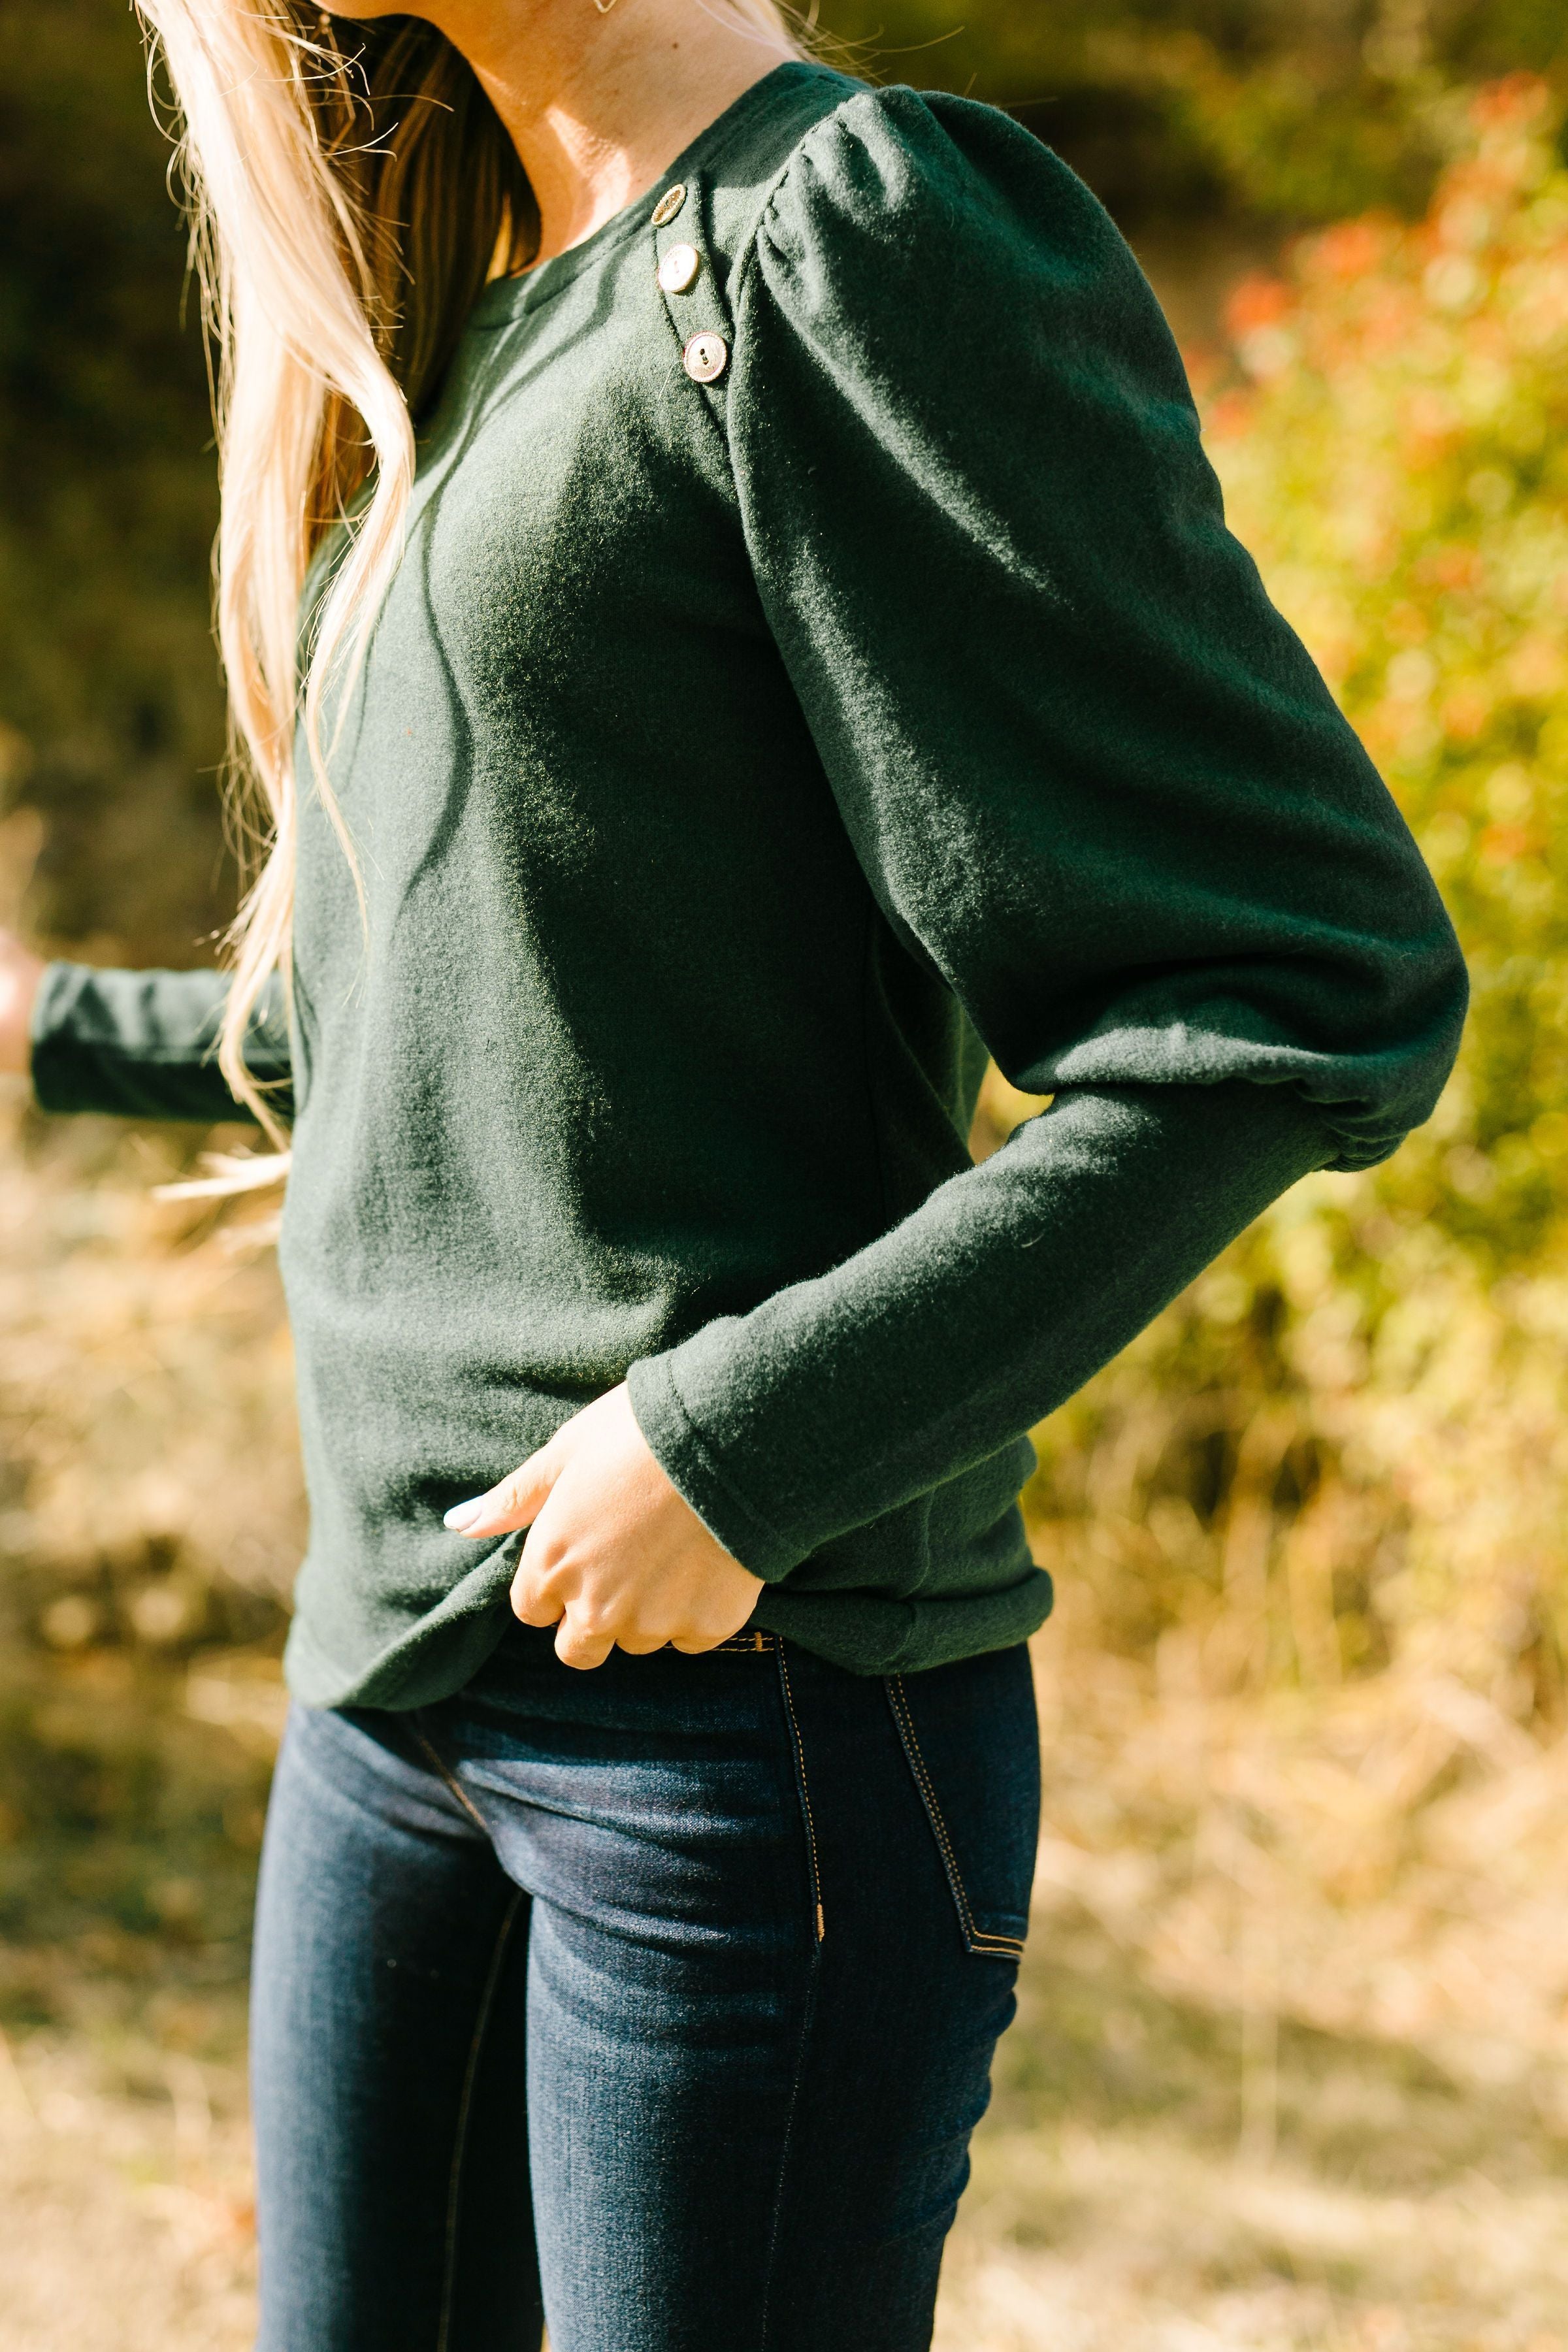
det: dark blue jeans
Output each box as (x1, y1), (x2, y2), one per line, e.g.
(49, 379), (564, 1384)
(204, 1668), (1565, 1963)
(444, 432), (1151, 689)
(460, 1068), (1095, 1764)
(250, 1624), (1040, 2351)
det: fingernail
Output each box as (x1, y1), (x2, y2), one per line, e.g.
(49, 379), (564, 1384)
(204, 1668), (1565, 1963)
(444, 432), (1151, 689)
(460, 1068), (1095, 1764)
(444, 1499), (485, 1533)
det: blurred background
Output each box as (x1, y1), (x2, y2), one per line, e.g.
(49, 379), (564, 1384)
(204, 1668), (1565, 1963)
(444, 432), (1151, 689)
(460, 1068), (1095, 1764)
(4, 3), (1568, 2345)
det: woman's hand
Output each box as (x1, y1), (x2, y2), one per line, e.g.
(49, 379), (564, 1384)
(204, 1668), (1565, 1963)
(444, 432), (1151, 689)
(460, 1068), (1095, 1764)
(444, 1384), (765, 1670)
(0, 929), (44, 1077)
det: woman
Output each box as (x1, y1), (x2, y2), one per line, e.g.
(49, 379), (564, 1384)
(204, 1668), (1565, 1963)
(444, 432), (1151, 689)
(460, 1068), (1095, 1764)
(0, 0), (1467, 2343)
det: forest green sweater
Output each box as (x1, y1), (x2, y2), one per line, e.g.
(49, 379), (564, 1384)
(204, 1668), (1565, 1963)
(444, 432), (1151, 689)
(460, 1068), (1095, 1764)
(31, 63), (1467, 1708)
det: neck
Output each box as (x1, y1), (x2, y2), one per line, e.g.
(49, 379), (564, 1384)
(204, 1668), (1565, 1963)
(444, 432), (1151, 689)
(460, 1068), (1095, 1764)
(417, 0), (796, 265)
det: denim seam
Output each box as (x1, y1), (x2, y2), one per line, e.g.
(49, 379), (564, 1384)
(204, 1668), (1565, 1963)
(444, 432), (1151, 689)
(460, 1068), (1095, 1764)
(436, 1888), (526, 2352)
(774, 1647), (825, 1945)
(412, 1719), (490, 1837)
(757, 1956), (821, 2352)
(885, 1676), (1026, 1961)
(758, 1646), (826, 2350)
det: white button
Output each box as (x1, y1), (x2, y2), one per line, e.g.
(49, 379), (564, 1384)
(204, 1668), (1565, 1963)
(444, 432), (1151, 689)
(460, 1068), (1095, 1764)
(683, 331), (729, 385)
(651, 184), (687, 228)
(657, 242), (702, 295)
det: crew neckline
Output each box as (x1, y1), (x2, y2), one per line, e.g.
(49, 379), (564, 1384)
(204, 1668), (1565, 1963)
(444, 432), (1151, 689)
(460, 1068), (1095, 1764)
(467, 59), (849, 331)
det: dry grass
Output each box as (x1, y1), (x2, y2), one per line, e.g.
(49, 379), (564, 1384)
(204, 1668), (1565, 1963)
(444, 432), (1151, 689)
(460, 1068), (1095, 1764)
(0, 1085), (284, 2351)
(0, 1983), (254, 2352)
(932, 1607), (1568, 2352)
(4, 1093), (1568, 2350)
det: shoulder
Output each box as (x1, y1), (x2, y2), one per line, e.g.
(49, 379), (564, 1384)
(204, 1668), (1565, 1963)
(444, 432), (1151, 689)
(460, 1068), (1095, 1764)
(721, 82), (1134, 306)
(709, 81), (1188, 427)
(703, 78), (1175, 400)
(777, 85), (1096, 222)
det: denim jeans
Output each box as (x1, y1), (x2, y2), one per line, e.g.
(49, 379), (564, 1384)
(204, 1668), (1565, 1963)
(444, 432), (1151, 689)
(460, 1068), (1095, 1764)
(250, 1623), (1041, 2351)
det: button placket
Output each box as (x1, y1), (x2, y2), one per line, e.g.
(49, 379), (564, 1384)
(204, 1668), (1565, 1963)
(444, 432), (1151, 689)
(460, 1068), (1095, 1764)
(651, 178), (729, 389)
(682, 332), (729, 385)
(657, 242), (703, 295)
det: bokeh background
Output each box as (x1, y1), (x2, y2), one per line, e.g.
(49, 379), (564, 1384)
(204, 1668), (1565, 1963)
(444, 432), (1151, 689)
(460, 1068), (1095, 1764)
(5, 4), (1568, 2345)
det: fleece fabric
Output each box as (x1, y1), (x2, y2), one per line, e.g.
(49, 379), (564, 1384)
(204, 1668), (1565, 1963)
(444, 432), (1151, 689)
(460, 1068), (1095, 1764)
(30, 63), (1467, 1707)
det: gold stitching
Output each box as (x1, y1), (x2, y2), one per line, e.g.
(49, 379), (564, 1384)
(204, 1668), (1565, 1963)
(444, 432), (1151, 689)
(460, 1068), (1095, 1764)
(888, 1678), (977, 1938)
(887, 1677), (1025, 1961)
(776, 1648), (826, 1944)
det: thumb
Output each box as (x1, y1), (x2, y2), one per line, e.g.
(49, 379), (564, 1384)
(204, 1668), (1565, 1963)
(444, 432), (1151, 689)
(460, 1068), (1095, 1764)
(444, 1439), (564, 1539)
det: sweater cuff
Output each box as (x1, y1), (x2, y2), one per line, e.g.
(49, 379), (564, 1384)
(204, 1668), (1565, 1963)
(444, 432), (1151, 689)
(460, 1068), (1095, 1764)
(29, 962), (135, 1115)
(627, 1080), (1335, 1589)
(30, 961), (291, 1124)
(626, 1349), (808, 1582)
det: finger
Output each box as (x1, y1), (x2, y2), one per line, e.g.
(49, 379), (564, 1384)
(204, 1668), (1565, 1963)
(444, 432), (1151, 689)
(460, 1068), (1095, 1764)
(510, 1575), (564, 1628)
(445, 1442), (561, 1539)
(670, 1601), (762, 1656)
(510, 1529), (573, 1625)
(555, 1615), (615, 1672)
(612, 1628), (670, 1656)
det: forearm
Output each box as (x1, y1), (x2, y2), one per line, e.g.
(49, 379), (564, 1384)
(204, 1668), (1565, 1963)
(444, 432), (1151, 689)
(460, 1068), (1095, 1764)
(629, 1079), (1331, 1578)
(29, 962), (293, 1125)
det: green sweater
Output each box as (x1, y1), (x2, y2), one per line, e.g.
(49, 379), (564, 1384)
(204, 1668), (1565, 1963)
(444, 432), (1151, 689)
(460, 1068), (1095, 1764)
(31, 63), (1467, 1708)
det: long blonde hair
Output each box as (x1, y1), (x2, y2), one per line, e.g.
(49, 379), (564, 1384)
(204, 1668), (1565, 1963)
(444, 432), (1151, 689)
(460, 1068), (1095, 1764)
(137, 0), (800, 1156)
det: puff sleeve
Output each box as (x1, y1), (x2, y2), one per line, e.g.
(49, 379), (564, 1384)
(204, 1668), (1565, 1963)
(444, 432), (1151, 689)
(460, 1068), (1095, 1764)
(626, 90), (1467, 1583)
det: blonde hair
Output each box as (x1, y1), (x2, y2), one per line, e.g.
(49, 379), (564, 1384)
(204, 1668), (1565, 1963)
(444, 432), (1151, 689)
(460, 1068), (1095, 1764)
(137, 0), (800, 1160)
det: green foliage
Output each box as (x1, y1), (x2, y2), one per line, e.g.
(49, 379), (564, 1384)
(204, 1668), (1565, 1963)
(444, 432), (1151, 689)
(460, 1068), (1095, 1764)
(1212, 76), (1568, 1277)
(817, 0), (1568, 226)
(1025, 78), (1568, 1722)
